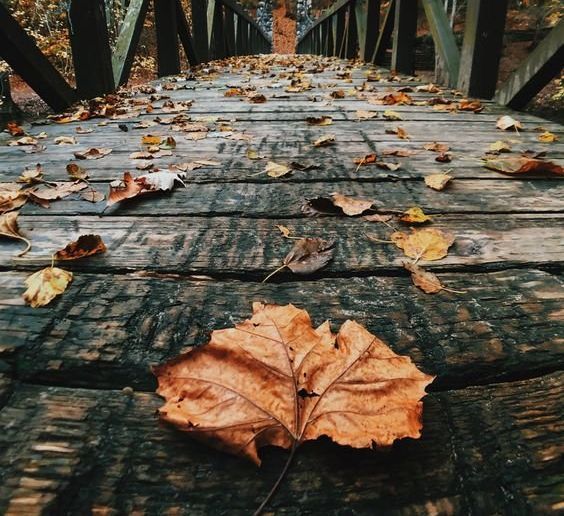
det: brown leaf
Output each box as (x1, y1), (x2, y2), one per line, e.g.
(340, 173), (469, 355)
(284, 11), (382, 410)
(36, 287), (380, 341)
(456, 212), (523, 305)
(488, 141), (512, 153)
(424, 173), (452, 191)
(382, 148), (417, 157)
(0, 211), (31, 256)
(306, 116), (333, 126)
(435, 152), (452, 163)
(496, 115), (522, 131)
(265, 161), (292, 178)
(18, 164), (43, 184)
(386, 126), (410, 139)
(353, 153), (378, 165)
(404, 262), (443, 294)
(363, 214), (393, 223)
(457, 99), (484, 113)
(0, 187), (28, 213)
(81, 189), (105, 203)
(23, 267), (72, 308)
(74, 147), (112, 160)
(424, 142), (450, 153)
(248, 93), (267, 104)
(313, 135), (336, 147)
(356, 110), (378, 120)
(275, 224), (292, 238)
(154, 302), (434, 465)
(6, 121), (25, 136)
(54, 234), (107, 261)
(382, 110), (402, 121)
(391, 228), (455, 261)
(331, 193), (373, 216)
(283, 237), (335, 275)
(66, 163), (88, 180)
(107, 171), (185, 207)
(399, 207), (432, 224)
(330, 89), (345, 99)
(29, 181), (87, 202)
(483, 156), (563, 176)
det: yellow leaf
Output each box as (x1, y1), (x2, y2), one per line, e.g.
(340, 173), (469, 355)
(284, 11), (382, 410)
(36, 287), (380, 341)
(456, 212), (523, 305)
(383, 110), (402, 120)
(23, 267), (73, 308)
(399, 207), (432, 224)
(391, 228), (455, 261)
(142, 135), (163, 145)
(424, 173), (452, 191)
(489, 141), (511, 153)
(538, 131), (558, 143)
(275, 225), (292, 238)
(265, 161), (292, 178)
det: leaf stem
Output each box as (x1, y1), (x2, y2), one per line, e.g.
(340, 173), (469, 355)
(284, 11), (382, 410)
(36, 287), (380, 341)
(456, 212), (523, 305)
(253, 442), (297, 516)
(262, 264), (288, 283)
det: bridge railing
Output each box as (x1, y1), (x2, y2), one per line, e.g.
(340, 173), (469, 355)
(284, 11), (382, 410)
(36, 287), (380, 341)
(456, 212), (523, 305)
(296, 0), (563, 110)
(0, 0), (272, 111)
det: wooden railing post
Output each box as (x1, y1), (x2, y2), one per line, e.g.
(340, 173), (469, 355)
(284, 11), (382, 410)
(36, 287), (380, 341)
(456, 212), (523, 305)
(191, 0), (209, 62)
(224, 7), (236, 55)
(336, 8), (347, 57)
(209, 1), (226, 59)
(345, 3), (358, 59)
(391, 0), (418, 74)
(68, 0), (115, 98)
(154, 0), (180, 76)
(112, 0), (150, 86)
(458, 0), (508, 98)
(372, 0), (395, 64)
(355, 0), (380, 62)
(175, 0), (198, 65)
(0, 3), (77, 110)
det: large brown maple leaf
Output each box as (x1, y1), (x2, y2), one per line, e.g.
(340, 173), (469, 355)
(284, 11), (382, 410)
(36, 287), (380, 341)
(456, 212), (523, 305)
(154, 303), (434, 465)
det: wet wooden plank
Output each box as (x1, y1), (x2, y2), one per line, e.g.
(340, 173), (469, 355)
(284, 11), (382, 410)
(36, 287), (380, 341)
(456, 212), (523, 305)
(1, 269), (562, 391)
(0, 373), (561, 514)
(2, 214), (564, 274)
(16, 179), (564, 217)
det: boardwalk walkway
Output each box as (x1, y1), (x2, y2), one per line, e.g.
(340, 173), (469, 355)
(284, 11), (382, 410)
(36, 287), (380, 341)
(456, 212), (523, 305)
(1, 54), (563, 514)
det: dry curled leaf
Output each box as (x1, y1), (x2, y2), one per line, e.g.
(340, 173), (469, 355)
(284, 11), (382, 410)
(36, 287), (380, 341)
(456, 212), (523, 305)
(248, 93), (267, 104)
(265, 161), (292, 178)
(364, 214), (393, 223)
(386, 126), (410, 139)
(281, 237), (334, 276)
(331, 193), (373, 216)
(6, 121), (25, 136)
(154, 302), (434, 465)
(435, 152), (452, 163)
(457, 99), (484, 113)
(424, 142), (450, 153)
(246, 147), (265, 160)
(356, 110), (378, 120)
(81, 189), (105, 203)
(74, 147), (112, 160)
(383, 110), (402, 121)
(23, 267), (72, 308)
(54, 234), (107, 261)
(0, 211), (31, 256)
(496, 115), (522, 131)
(9, 136), (37, 146)
(29, 181), (87, 202)
(424, 173), (452, 191)
(489, 141), (512, 153)
(483, 156), (563, 176)
(306, 116), (332, 126)
(399, 207), (432, 224)
(275, 224), (292, 238)
(391, 228), (455, 261)
(538, 131), (558, 143)
(66, 163), (88, 180)
(18, 164), (43, 184)
(107, 171), (185, 207)
(354, 153), (378, 166)
(54, 136), (77, 145)
(313, 135), (335, 147)
(404, 262), (443, 294)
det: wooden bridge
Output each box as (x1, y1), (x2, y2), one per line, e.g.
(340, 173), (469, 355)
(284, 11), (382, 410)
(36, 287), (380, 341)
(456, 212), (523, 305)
(0, 1), (563, 514)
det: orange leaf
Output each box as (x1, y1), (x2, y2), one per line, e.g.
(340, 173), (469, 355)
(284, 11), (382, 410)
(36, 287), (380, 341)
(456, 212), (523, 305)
(54, 234), (107, 261)
(154, 303), (434, 465)
(391, 228), (455, 261)
(483, 156), (563, 176)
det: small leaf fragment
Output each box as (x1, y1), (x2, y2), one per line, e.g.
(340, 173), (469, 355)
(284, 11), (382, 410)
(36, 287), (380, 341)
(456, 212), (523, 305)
(54, 136), (77, 145)
(383, 110), (402, 121)
(313, 134), (336, 147)
(424, 142), (450, 153)
(23, 267), (72, 308)
(538, 131), (558, 143)
(424, 173), (452, 191)
(399, 207), (432, 224)
(0, 211), (31, 256)
(66, 163), (88, 180)
(489, 140), (512, 153)
(54, 234), (107, 261)
(74, 148), (112, 160)
(18, 164), (43, 184)
(306, 116), (333, 126)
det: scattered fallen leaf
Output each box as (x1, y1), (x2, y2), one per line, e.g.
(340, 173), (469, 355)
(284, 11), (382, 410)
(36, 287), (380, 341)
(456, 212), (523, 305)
(23, 267), (72, 308)
(248, 93), (267, 103)
(399, 207), (432, 224)
(160, 136), (177, 149)
(54, 234), (107, 260)
(424, 142), (450, 153)
(275, 224), (292, 238)
(265, 161), (292, 178)
(404, 262), (443, 294)
(386, 126), (410, 139)
(29, 181), (87, 201)
(76, 126), (93, 134)
(356, 110), (378, 120)
(354, 153), (378, 166)
(483, 156), (563, 176)
(9, 136), (37, 146)
(74, 148), (112, 160)
(331, 193), (373, 216)
(54, 136), (77, 145)
(0, 211), (31, 256)
(0, 187), (27, 213)
(306, 116), (332, 126)
(66, 163), (88, 180)
(382, 148), (417, 157)
(107, 171), (185, 207)
(364, 214), (393, 223)
(435, 152), (452, 163)
(496, 115), (522, 131)
(246, 147), (264, 160)
(81, 189), (105, 203)
(154, 302), (434, 465)
(6, 121), (25, 136)
(383, 110), (402, 121)
(489, 141), (512, 153)
(538, 131), (558, 143)
(457, 99), (484, 113)
(392, 228), (455, 261)
(313, 135), (335, 147)
(330, 89), (345, 99)
(424, 173), (452, 191)
(18, 164), (43, 184)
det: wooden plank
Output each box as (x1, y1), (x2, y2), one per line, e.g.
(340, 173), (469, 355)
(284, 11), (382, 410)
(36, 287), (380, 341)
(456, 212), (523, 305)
(16, 179), (564, 218)
(68, 0), (115, 98)
(496, 19), (564, 110)
(355, 0), (380, 62)
(0, 3), (77, 111)
(112, 0), (150, 86)
(0, 270), (562, 391)
(175, 0), (198, 65)
(422, 0), (460, 87)
(154, 0), (181, 76)
(457, 0), (508, 99)
(190, 0), (209, 62)
(372, 0), (395, 64)
(0, 374), (561, 513)
(391, 0), (418, 74)
(3, 214), (564, 274)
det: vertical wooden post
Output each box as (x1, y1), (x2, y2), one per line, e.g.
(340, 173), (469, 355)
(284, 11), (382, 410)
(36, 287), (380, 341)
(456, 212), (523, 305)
(176, 0), (198, 65)
(224, 7), (236, 55)
(210, 1), (226, 59)
(355, 0), (380, 62)
(345, 4), (358, 59)
(68, 0), (115, 98)
(154, 0), (180, 76)
(327, 18), (335, 55)
(336, 8), (347, 57)
(458, 0), (508, 98)
(372, 0), (395, 64)
(391, 0), (418, 74)
(191, 0), (209, 62)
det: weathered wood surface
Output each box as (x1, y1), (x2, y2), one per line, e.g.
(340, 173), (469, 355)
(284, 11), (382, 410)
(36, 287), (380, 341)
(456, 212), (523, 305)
(0, 373), (561, 514)
(0, 55), (563, 514)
